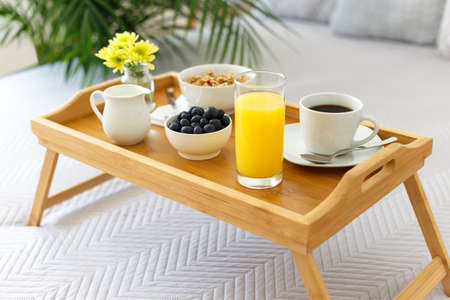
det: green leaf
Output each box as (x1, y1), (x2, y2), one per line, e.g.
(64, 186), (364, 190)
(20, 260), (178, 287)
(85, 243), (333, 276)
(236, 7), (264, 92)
(86, 1), (111, 34)
(219, 11), (235, 63)
(239, 25), (246, 66)
(161, 35), (190, 65)
(240, 17), (280, 65)
(0, 27), (12, 44)
(80, 10), (91, 62)
(95, 0), (123, 27)
(196, 0), (210, 51)
(240, 0), (291, 32)
(61, 46), (81, 61)
(244, 28), (260, 66)
(185, 0), (198, 34)
(230, 23), (241, 64)
(209, 1), (228, 62)
(53, 0), (79, 32)
(172, 0), (182, 34)
(234, 3), (300, 54)
(0, 0), (295, 85)
(204, 0), (220, 61)
(64, 3), (84, 32)
(64, 58), (75, 80)
(10, 23), (27, 41)
(170, 33), (196, 53)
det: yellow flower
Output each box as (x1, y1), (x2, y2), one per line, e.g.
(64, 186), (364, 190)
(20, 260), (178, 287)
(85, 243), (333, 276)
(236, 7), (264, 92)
(95, 31), (159, 73)
(102, 48), (127, 73)
(129, 40), (159, 69)
(95, 46), (110, 60)
(130, 40), (158, 61)
(146, 56), (156, 70)
(110, 31), (138, 49)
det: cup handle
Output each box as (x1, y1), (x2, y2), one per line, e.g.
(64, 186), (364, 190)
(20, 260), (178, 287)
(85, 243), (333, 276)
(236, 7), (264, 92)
(90, 90), (104, 122)
(351, 114), (380, 148)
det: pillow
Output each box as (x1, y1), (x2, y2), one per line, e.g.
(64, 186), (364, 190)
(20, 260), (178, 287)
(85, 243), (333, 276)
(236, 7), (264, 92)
(330, 0), (445, 45)
(438, 0), (450, 58)
(271, 0), (336, 23)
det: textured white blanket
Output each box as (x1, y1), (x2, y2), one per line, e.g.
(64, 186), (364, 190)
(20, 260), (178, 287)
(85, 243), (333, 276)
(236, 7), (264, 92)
(1, 21), (450, 299)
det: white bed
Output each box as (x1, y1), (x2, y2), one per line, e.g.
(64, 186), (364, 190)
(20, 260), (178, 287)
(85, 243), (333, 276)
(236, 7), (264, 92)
(1, 20), (450, 299)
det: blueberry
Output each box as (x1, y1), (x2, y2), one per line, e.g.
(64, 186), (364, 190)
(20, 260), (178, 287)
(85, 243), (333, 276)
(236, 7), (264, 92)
(188, 106), (197, 114)
(191, 115), (202, 123)
(203, 124), (215, 133)
(204, 106), (218, 119)
(181, 126), (194, 134)
(191, 122), (200, 128)
(199, 118), (208, 127)
(221, 115), (230, 127)
(170, 119), (180, 126)
(180, 118), (190, 127)
(193, 126), (203, 134)
(168, 120), (181, 132)
(209, 118), (222, 130)
(217, 109), (224, 119)
(192, 107), (204, 116)
(179, 111), (191, 120)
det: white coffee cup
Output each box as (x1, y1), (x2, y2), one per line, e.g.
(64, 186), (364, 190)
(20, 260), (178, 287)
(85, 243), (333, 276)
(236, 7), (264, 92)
(299, 92), (380, 155)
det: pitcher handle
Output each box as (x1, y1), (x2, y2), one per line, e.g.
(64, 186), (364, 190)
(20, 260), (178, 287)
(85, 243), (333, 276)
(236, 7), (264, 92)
(90, 90), (104, 122)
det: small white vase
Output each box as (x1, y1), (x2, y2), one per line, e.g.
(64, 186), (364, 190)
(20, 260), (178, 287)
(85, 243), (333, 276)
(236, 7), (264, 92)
(121, 62), (156, 112)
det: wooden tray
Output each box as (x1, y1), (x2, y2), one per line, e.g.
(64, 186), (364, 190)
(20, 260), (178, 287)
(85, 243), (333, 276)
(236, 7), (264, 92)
(29, 72), (450, 299)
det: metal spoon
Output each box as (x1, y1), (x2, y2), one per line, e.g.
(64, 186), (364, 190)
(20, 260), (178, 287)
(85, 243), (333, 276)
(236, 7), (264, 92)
(300, 137), (398, 164)
(165, 87), (177, 107)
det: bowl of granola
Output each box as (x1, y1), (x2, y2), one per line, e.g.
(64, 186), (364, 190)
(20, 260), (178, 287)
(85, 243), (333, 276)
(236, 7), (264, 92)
(178, 64), (250, 112)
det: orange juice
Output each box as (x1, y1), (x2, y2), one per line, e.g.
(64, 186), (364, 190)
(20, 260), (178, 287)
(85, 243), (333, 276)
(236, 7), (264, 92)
(235, 92), (285, 178)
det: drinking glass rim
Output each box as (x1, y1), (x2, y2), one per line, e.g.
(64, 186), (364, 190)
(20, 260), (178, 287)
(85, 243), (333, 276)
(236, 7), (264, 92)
(234, 70), (287, 90)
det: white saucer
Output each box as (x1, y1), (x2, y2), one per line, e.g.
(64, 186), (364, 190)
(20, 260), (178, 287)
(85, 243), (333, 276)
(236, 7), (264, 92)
(283, 123), (383, 168)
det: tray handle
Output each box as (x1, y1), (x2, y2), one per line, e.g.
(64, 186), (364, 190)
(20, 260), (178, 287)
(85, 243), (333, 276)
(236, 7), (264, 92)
(306, 137), (432, 248)
(349, 143), (402, 192)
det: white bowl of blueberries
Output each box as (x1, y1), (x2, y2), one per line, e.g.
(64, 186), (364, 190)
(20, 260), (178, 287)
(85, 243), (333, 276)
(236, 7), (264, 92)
(165, 106), (232, 160)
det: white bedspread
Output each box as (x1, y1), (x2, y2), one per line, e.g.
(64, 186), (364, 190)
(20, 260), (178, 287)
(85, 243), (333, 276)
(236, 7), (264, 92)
(1, 21), (450, 299)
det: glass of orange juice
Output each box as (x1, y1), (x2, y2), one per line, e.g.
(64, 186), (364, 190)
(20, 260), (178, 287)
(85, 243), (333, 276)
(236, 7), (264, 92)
(234, 71), (286, 189)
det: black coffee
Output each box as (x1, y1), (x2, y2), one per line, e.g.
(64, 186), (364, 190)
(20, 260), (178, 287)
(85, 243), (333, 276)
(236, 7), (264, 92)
(309, 104), (352, 113)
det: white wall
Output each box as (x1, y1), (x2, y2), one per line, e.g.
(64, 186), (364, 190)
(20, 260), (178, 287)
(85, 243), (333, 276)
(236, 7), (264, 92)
(0, 35), (37, 77)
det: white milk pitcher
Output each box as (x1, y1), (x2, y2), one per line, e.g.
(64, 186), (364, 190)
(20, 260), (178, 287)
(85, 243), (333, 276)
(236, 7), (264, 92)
(90, 84), (152, 146)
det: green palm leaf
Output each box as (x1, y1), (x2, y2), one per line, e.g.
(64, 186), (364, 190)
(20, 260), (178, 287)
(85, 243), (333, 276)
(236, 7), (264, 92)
(0, 0), (296, 85)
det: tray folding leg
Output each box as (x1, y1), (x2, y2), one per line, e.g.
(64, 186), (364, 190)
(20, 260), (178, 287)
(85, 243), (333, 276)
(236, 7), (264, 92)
(292, 172), (450, 299)
(402, 173), (450, 297)
(293, 252), (330, 299)
(28, 148), (113, 226)
(29, 149), (59, 226)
